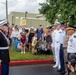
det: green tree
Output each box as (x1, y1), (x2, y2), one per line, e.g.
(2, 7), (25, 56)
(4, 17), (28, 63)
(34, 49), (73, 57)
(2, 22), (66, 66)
(39, 0), (76, 25)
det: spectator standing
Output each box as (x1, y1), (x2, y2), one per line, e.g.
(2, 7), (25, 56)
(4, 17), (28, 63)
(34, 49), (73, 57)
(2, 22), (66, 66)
(10, 27), (19, 49)
(11, 23), (15, 31)
(15, 25), (19, 31)
(32, 33), (37, 54)
(46, 31), (52, 52)
(45, 26), (51, 36)
(27, 27), (35, 51)
(36, 25), (44, 41)
(20, 28), (26, 54)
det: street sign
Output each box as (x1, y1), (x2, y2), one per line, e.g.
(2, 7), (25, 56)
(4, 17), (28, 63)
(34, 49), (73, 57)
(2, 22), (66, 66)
(20, 19), (26, 26)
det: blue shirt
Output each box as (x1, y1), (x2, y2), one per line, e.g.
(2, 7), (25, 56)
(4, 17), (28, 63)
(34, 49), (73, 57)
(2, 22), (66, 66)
(36, 28), (43, 40)
(59, 30), (66, 44)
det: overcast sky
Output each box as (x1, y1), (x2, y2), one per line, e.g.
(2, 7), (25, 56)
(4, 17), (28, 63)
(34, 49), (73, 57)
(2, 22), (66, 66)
(0, 0), (46, 20)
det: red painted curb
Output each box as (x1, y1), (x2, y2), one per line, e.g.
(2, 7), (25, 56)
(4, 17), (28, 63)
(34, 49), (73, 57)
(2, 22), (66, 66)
(0, 65), (1, 75)
(0, 59), (54, 73)
(10, 59), (54, 66)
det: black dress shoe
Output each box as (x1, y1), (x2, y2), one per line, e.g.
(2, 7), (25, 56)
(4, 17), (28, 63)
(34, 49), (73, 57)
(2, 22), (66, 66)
(60, 71), (66, 74)
(57, 69), (62, 72)
(54, 62), (56, 64)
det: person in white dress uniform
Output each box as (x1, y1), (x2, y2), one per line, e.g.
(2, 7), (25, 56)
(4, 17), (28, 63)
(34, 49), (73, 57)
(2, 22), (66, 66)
(53, 22), (62, 69)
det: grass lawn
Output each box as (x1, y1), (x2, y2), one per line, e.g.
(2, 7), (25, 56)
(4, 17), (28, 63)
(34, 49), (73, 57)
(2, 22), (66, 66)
(9, 49), (53, 61)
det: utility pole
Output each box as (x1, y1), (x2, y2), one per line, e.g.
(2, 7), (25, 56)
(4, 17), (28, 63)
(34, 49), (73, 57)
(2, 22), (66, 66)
(6, 0), (9, 37)
(6, 0), (8, 23)
(25, 11), (27, 19)
(0, 1), (8, 21)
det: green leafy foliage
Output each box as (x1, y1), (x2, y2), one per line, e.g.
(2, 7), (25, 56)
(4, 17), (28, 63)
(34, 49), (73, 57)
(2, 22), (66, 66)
(39, 0), (76, 25)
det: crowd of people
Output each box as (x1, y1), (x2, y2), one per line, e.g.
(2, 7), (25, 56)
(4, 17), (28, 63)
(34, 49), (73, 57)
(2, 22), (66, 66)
(9, 22), (76, 75)
(0, 20), (76, 75)
(8, 22), (76, 75)
(51, 22), (76, 75)
(8, 24), (52, 55)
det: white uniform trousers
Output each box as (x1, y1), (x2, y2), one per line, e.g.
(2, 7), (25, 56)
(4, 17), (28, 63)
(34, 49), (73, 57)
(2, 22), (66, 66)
(54, 42), (61, 69)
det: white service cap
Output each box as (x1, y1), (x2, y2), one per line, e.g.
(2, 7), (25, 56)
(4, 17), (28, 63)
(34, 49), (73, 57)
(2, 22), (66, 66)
(54, 22), (61, 25)
(0, 19), (7, 26)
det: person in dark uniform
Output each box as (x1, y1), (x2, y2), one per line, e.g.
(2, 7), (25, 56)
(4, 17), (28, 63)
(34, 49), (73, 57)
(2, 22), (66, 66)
(57, 25), (66, 74)
(0, 20), (10, 75)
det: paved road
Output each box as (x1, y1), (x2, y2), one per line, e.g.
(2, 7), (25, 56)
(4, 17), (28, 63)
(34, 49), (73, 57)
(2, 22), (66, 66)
(9, 64), (63, 75)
